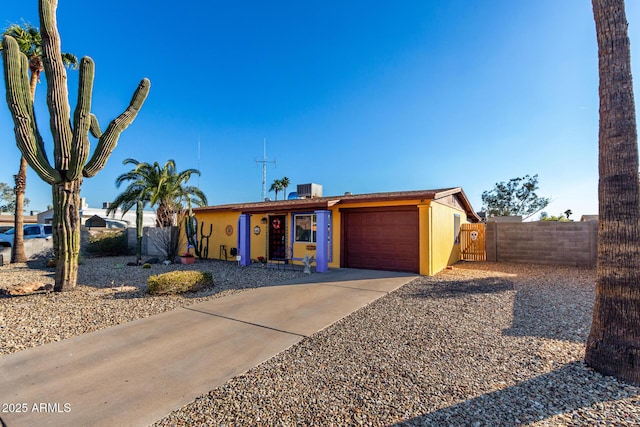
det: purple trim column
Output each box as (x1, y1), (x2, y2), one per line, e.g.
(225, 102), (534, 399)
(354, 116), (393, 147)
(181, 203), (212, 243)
(238, 214), (251, 266)
(315, 210), (330, 272)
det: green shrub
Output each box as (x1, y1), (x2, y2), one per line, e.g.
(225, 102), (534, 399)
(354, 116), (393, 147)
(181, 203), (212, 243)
(142, 263), (151, 269)
(86, 230), (128, 256)
(147, 270), (213, 295)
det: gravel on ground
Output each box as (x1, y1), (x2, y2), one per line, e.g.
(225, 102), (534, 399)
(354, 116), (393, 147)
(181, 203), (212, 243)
(0, 256), (306, 355)
(154, 263), (639, 427)
(2, 259), (639, 426)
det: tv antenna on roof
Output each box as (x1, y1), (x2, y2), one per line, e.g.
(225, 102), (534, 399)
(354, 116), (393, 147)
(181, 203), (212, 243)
(256, 138), (276, 200)
(197, 135), (201, 189)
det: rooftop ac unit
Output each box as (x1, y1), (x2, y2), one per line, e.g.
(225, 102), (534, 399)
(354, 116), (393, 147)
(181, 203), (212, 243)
(297, 183), (323, 198)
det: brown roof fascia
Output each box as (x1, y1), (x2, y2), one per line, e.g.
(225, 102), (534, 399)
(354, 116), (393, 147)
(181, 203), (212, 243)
(238, 199), (340, 214)
(193, 198), (340, 214)
(193, 187), (481, 221)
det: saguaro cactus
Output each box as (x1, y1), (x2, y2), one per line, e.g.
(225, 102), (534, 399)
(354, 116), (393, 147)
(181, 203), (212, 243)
(1, 0), (150, 291)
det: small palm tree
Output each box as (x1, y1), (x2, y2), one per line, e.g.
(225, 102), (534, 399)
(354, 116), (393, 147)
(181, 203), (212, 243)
(281, 176), (291, 200)
(269, 179), (284, 201)
(0, 23), (77, 263)
(108, 158), (207, 227)
(107, 158), (207, 262)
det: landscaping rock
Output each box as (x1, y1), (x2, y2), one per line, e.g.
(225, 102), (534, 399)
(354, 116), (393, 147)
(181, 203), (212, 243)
(3, 282), (53, 296)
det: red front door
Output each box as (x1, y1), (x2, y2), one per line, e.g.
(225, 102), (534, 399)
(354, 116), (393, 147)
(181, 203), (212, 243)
(268, 215), (287, 260)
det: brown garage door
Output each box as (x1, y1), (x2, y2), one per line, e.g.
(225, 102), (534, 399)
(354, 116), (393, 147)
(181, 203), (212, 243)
(341, 207), (419, 273)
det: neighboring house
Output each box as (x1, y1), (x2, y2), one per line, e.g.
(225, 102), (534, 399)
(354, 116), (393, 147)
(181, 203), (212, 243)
(0, 214), (38, 233)
(192, 187), (480, 276)
(580, 215), (599, 222)
(37, 198), (157, 228)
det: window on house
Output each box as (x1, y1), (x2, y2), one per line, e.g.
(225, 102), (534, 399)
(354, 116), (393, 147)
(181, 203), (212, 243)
(454, 214), (461, 244)
(295, 214), (316, 243)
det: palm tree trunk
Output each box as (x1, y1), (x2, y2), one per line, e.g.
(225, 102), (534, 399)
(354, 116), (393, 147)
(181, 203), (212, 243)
(10, 157), (28, 263)
(585, 0), (640, 385)
(52, 179), (82, 292)
(10, 62), (40, 264)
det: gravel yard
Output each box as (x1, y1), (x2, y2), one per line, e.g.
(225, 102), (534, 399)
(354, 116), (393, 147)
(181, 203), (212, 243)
(0, 256), (307, 355)
(2, 259), (639, 425)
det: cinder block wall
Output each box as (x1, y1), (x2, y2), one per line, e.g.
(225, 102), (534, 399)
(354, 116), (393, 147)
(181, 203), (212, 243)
(485, 221), (597, 267)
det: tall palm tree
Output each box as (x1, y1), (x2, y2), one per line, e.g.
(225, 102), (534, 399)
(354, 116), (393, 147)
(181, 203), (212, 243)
(586, 0), (640, 385)
(107, 159), (207, 262)
(269, 178), (284, 201)
(0, 23), (77, 263)
(107, 158), (207, 227)
(281, 176), (291, 200)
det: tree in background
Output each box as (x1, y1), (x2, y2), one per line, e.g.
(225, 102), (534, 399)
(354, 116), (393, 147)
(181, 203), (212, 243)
(586, 0), (640, 385)
(2, 0), (149, 291)
(281, 176), (291, 200)
(481, 174), (550, 220)
(0, 22), (77, 263)
(269, 176), (291, 201)
(107, 159), (207, 261)
(0, 182), (30, 213)
(269, 178), (284, 200)
(539, 212), (571, 222)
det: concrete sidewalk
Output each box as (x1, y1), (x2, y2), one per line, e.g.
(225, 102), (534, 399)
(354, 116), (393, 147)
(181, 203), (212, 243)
(0, 268), (416, 427)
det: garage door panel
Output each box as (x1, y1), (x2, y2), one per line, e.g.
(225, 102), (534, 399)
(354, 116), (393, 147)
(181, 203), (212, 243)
(343, 208), (419, 273)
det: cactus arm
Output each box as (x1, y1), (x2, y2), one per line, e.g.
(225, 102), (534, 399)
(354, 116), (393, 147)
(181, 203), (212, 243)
(40, 0), (73, 174)
(199, 222), (212, 259)
(67, 56), (94, 181)
(2, 35), (59, 184)
(89, 114), (102, 138)
(83, 78), (150, 178)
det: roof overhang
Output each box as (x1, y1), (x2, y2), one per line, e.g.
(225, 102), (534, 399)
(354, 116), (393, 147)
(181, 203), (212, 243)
(194, 187), (481, 222)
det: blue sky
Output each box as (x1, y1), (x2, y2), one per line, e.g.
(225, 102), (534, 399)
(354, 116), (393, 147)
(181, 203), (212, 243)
(1, 0), (639, 219)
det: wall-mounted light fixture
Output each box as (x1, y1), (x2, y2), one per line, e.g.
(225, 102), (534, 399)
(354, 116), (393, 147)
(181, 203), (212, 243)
(261, 217), (268, 224)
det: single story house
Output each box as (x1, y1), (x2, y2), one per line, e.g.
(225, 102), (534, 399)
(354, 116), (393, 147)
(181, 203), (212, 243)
(192, 187), (480, 275)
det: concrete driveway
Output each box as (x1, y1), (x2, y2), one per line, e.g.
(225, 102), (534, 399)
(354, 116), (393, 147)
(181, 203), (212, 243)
(0, 268), (416, 427)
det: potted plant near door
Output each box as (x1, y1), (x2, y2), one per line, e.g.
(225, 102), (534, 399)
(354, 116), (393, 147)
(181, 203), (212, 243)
(180, 252), (196, 265)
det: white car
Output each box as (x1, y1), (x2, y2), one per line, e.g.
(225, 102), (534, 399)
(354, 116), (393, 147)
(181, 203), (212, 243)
(0, 224), (53, 248)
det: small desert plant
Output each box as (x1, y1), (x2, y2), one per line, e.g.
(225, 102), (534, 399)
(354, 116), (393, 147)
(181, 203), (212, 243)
(146, 270), (213, 295)
(86, 230), (128, 256)
(142, 263), (151, 269)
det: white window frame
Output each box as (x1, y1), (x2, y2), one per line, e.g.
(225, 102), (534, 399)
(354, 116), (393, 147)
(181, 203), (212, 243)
(294, 214), (317, 243)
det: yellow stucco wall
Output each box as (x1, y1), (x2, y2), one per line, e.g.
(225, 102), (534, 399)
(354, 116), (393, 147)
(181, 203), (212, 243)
(190, 211), (241, 260)
(418, 203), (432, 275)
(427, 200), (469, 275)
(192, 211), (286, 262)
